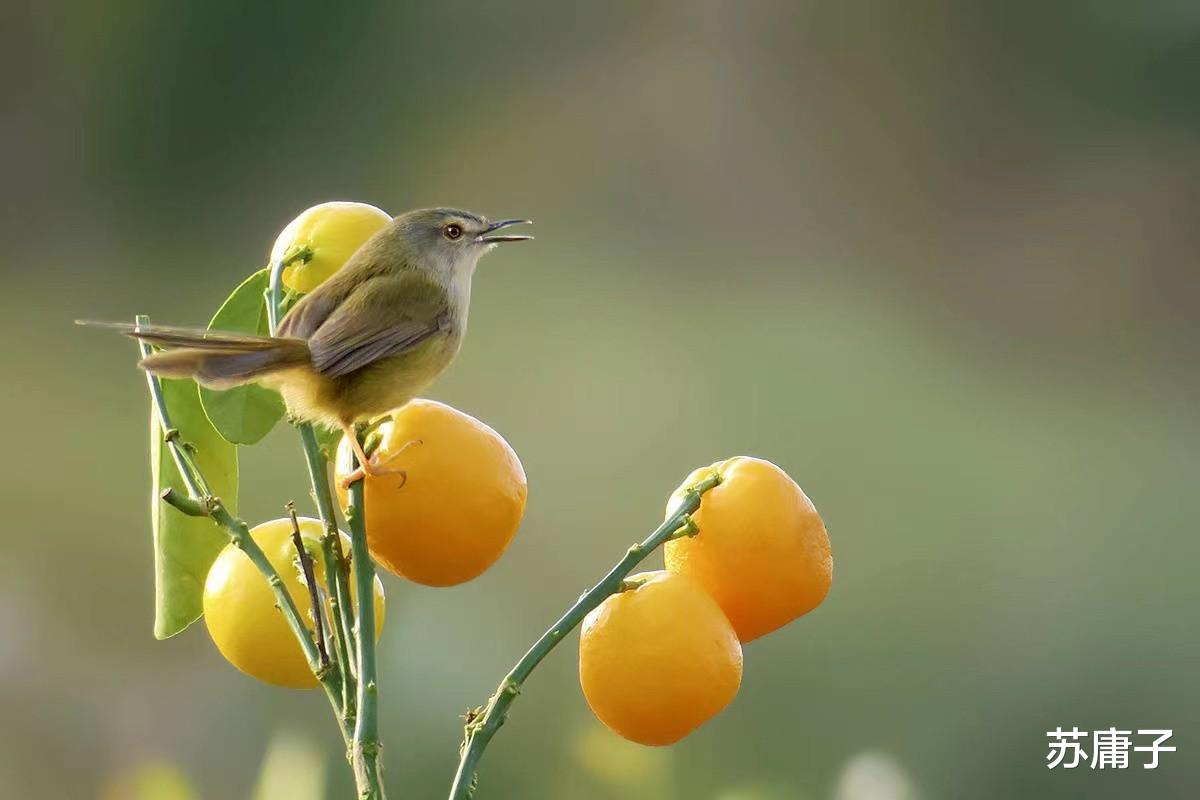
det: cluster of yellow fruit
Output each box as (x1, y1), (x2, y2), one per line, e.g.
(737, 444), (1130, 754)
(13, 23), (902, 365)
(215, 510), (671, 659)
(198, 201), (528, 688)
(203, 399), (527, 688)
(195, 202), (832, 762)
(579, 457), (832, 746)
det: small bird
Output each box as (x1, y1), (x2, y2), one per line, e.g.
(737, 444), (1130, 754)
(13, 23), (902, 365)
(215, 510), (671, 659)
(83, 208), (531, 479)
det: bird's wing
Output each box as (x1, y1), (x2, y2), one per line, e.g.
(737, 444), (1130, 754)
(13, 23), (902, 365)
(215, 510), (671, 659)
(306, 273), (451, 378)
(276, 278), (352, 340)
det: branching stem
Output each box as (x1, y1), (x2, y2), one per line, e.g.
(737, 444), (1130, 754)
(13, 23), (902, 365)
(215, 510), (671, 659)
(268, 264), (381, 792)
(268, 260), (360, 727)
(447, 474), (721, 799)
(299, 423), (359, 716)
(137, 315), (349, 745)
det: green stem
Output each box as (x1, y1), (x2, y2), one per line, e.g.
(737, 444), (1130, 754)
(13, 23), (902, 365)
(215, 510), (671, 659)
(288, 502), (330, 669)
(299, 422), (358, 719)
(137, 317), (347, 742)
(266, 257), (287, 333)
(267, 259), (360, 729)
(447, 474), (721, 799)
(265, 250), (310, 331)
(140, 338), (208, 499)
(346, 447), (387, 800)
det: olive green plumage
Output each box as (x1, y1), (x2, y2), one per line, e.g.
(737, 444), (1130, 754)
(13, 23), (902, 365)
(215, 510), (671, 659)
(92, 208), (531, 431)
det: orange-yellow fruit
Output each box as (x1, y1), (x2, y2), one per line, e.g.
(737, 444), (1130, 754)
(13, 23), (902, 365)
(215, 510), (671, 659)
(270, 201), (391, 293)
(664, 457), (831, 642)
(579, 570), (742, 746)
(203, 517), (385, 688)
(335, 399), (527, 586)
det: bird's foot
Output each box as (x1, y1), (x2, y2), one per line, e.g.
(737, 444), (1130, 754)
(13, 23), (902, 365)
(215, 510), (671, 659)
(337, 436), (422, 489)
(338, 461), (407, 490)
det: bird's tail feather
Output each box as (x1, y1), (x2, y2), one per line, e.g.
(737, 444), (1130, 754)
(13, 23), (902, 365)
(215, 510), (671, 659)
(140, 345), (310, 389)
(78, 320), (310, 389)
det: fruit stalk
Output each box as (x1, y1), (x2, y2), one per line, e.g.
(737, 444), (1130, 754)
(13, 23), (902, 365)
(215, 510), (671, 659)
(345, 453), (387, 800)
(138, 318), (347, 740)
(447, 473), (721, 799)
(265, 251), (309, 331)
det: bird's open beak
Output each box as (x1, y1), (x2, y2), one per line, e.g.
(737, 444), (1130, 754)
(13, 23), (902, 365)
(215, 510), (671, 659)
(476, 219), (533, 243)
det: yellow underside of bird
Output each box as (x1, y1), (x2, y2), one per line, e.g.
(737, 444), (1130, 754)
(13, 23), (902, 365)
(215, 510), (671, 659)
(263, 334), (461, 428)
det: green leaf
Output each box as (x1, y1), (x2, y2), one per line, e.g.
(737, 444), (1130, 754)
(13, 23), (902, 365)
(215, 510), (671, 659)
(200, 381), (286, 446)
(152, 378), (238, 639)
(198, 268), (286, 445)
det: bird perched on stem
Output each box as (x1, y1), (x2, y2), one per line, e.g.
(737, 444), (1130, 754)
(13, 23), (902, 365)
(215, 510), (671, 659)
(81, 208), (531, 482)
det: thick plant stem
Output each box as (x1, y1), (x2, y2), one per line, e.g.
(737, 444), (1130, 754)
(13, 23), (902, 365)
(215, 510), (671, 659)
(447, 474), (721, 799)
(345, 450), (387, 800)
(137, 319), (347, 742)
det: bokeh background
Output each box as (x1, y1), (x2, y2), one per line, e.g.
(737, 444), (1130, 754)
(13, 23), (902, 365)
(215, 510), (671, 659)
(3, 1), (1198, 798)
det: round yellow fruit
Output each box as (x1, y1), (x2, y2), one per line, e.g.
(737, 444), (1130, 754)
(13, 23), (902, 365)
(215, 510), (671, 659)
(335, 399), (527, 587)
(664, 457), (831, 642)
(579, 570), (742, 746)
(270, 201), (392, 293)
(203, 517), (385, 688)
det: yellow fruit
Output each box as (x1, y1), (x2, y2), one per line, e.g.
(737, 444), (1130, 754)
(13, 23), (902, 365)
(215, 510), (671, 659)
(579, 570), (742, 746)
(203, 517), (385, 688)
(270, 201), (392, 293)
(335, 399), (527, 586)
(664, 457), (831, 642)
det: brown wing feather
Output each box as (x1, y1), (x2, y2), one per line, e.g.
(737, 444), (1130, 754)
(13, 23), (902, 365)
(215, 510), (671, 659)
(276, 248), (389, 340)
(306, 273), (450, 378)
(276, 287), (342, 341)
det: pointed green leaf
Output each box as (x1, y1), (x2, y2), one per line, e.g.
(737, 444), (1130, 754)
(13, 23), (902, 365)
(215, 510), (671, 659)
(199, 268), (286, 445)
(152, 378), (238, 639)
(200, 381), (286, 446)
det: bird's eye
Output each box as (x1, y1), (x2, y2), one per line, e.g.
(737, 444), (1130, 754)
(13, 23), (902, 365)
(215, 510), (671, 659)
(443, 223), (463, 241)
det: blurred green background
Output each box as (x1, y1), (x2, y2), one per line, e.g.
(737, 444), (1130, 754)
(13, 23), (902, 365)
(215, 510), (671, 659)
(3, 1), (1198, 798)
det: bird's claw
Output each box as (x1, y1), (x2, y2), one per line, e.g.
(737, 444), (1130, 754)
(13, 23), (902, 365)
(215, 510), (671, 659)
(338, 463), (408, 490)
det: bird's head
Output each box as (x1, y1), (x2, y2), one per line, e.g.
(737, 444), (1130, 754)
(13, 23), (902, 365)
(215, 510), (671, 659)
(391, 208), (531, 282)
